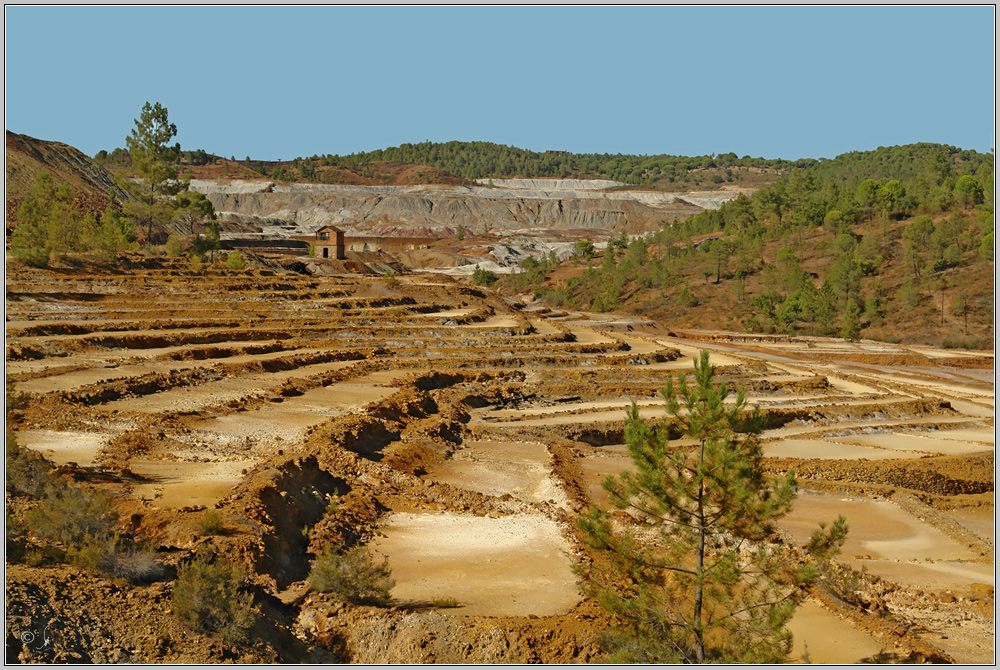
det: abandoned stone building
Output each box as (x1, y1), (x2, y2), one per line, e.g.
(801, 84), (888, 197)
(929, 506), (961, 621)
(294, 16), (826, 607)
(313, 226), (345, 259)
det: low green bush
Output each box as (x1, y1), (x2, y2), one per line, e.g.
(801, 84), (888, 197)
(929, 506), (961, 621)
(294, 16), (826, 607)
(942, 336), (988, 350)
(196, 509), (225, 536)
(6, 436), (54, 498)
(172, 547), (257, 643)
(23, 481), (117, 546)
(309, 545), (395, 606)
(225, 250), (246, 270)
(69, 534), (164, 584)
(472, 264), (498, 286)
(431, 596), (461, 609)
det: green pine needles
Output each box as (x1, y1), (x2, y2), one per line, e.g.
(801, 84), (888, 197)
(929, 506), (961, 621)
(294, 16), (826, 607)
(576, 350), (847, 663)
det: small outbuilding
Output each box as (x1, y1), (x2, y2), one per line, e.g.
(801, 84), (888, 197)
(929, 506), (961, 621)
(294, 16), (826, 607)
(314, 226), (345, 260)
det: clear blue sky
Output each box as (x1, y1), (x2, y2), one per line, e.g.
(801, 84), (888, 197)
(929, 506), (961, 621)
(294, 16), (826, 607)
(4, 5), (996, 162)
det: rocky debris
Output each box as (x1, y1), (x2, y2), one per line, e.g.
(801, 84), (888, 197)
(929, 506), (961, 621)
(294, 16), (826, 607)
(5, 564), (276, 664)
(765, 451), (994, 498)
(294, 595), (604, 664)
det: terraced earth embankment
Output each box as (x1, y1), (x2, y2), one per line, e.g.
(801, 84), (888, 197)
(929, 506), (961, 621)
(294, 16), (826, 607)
(5, 257), (994, 664)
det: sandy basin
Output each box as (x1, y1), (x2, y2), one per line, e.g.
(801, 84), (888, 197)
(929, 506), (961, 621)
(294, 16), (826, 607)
(369, 511), (581, 617)
(828, 432), (992, 456)
(787, 599), (888, 663)
(128, 457), (257, 509)
(187, 372), (401, 450)
(763, 438), (926, 460)
(576, 445), (633, 506)
(104, 359), (360, 414)
(780, 491), (992, 590)
(14, 429), (110, 467)
(426, 441), (569, 507)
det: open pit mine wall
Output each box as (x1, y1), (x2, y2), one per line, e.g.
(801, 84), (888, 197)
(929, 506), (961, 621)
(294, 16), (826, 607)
(189, 179), (738, 237)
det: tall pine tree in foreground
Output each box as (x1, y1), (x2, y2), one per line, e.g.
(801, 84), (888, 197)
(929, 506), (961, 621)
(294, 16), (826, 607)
(577, 350), (847, 663)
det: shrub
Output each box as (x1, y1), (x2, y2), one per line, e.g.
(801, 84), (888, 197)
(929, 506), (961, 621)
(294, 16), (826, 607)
(165, 235), (184, 257)
(196, 509), (225, 536)
(942, 337), (988, 350)
(472, 264), (499, 286)
(677, 286), (700, 308)
(23, 481), (117, 546)
(6, 436), (54, 498)
(309, 545), (395, 606)
(69, 534), (164, 584)
(172, 547), (257, 644)
(431, 596), (461, 609)
(225, 250), (246, 270)
(6, 382), (30, 414)
(6, 513), (27, 563)
(384, 269), (399, 287)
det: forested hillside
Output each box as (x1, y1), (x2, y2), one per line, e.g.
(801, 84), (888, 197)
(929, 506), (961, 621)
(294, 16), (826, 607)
(315, 141), (812, 189)
(96, 139), (992, 198)
(498, 144), (995, 348)
(96, 141), (816, 191)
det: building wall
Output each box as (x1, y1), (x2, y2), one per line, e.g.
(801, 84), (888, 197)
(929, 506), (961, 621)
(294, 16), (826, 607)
(343, 236), (435, 252)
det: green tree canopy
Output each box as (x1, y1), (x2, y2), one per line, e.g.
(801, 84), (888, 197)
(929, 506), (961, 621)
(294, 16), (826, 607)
(576, 351), (847, 663)
(174, 190), (216, 235)
(121, 101), (186, 243)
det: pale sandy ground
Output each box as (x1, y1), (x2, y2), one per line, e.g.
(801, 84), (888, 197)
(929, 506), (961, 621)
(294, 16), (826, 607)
(112, 368), (411, 507)
(128, 457), (258, 509)
(419, 308), (474, 318)
(950, 506), (996, 544)
(369, 512), (581, 617)
(763, 438), (928, 460)
(457, 314), (521, 329)
(782, 491), (992, 590)
(788, 599), (887, 663)
(185, 370), (402, 450)
(13, 345), (320, 394)
(425, 440), (570, 509)
(15, 429), (111, 467)
(103, 359), (361, 414)
(577, 445), (633, 507)
(828, 432), (990, 456)
(6, 339), (275, 379)
(371, 442), (579, 617)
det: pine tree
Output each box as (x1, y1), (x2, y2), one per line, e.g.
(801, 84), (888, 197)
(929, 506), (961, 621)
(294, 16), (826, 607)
(576, 351), (847, 663)
(121, 101), (185, 243)
(90, 203), (135, 259)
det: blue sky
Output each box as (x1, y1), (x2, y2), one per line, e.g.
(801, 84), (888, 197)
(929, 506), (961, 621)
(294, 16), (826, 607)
(4, 5), (996, 162)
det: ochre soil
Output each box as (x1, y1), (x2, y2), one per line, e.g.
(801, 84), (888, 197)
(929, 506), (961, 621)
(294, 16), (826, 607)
(5, 255), (993, 664)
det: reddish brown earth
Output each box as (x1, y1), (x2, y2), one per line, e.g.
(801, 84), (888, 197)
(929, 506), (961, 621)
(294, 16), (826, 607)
(4, 254), (993, 664)
(5, 132), (129, 230)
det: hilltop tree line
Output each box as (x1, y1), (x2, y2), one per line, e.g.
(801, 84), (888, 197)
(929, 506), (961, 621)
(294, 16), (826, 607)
(97, 140), (819, 188)
(299, 141), (817, 187)
(97, 138), (991, 194)
(512, 143), (994, 345)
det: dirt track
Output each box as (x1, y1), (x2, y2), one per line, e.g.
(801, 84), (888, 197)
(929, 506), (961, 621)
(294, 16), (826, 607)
(5, 256), (994, 663)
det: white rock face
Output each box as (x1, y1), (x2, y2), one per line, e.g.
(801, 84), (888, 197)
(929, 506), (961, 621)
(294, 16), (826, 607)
(187, 179), (737, 238)
(475, 178), (624, 190)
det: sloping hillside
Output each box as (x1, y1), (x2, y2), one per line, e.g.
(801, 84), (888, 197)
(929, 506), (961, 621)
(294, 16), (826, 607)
(5, 131), (130, 231)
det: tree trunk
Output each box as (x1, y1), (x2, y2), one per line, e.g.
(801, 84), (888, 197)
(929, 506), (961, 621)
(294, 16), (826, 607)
(693, 434), (706, 663)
